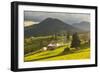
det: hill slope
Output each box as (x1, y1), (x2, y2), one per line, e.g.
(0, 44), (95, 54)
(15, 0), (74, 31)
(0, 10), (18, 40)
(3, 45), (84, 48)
(24, 46), (90, 62)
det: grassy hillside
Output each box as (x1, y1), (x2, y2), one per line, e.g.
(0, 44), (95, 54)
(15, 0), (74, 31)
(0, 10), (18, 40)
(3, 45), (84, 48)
(24, 45), (90, 62)
(24, 32), (90, 62)
(41, 48), (90, 61)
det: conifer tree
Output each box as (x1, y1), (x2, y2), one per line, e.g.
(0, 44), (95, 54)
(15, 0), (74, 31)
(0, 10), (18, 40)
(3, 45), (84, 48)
(71, 32), (80, 49)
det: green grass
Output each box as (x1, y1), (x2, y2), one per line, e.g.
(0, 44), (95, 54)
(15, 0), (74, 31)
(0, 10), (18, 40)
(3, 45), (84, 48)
(24, 33), (90, 62)
(24, 46), (67, 62)
(24, 44), (90, 62)
(41, 48), (90, 61)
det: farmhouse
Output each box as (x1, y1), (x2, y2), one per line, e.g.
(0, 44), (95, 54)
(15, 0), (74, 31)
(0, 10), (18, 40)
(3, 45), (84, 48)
(47, 43), (56, 50)
(42, 43), (62, 51)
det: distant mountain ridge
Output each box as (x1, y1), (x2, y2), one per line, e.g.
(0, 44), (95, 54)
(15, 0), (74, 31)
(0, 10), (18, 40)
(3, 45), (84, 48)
(24, 18), (84, 37)
(72, 21), (90, 31)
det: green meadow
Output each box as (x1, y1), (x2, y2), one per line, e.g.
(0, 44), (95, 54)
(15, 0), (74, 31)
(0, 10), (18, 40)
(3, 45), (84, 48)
(24, 32), (90, 62)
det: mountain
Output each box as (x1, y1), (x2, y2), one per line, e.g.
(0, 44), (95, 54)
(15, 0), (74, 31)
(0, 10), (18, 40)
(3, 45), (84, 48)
(24, 18), (83, 37)
(72, 21), (90, 31)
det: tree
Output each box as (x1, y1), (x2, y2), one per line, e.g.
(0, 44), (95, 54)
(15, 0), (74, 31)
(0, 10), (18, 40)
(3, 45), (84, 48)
(66, 32), (70, 42)
(71, 32), (80, 49)
(54, 33), (57, 41)
(63, 31), (70, 43)
(63, 33), (67, 43)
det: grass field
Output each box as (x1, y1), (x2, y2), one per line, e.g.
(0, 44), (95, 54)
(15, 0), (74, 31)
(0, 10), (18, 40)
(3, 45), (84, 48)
(24, 45), (90, 62)
(24, 32), (90, 62)
(41, 48), (90, 61)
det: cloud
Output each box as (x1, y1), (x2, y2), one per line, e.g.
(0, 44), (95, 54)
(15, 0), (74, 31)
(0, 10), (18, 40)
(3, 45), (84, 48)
(24, 11), (90, 24)
(24, 21), (39, 27)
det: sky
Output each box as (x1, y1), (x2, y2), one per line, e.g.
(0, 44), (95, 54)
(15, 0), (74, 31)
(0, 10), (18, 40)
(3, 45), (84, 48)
(24, 11), (90, 25)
